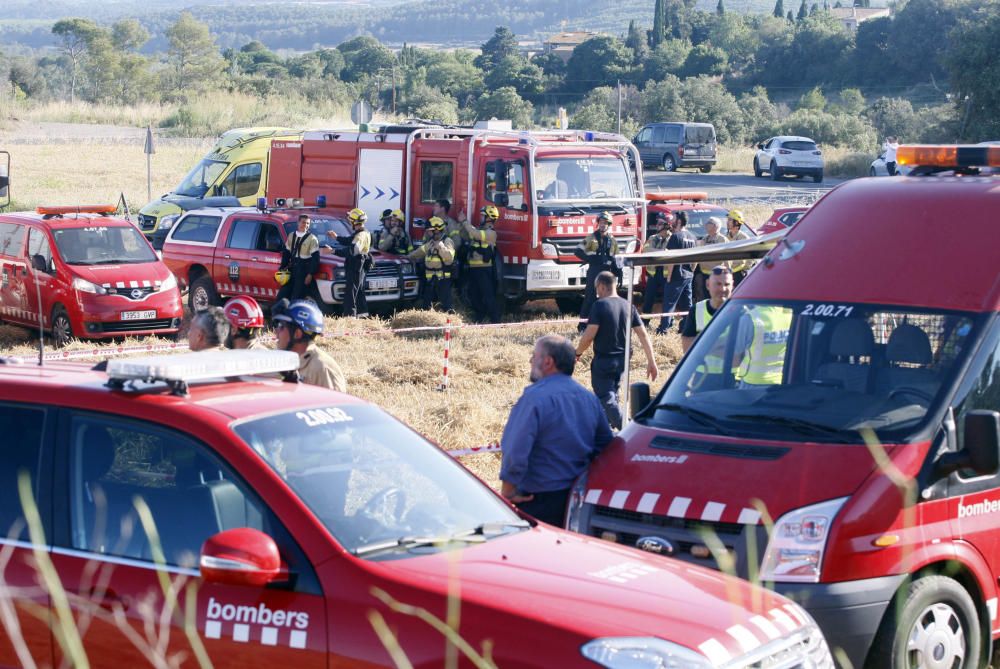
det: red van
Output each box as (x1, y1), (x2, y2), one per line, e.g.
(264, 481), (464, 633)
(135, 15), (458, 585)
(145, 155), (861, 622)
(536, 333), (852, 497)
(0, 205), (183, 345)
(0, 350), (833, 668)
(573, 146), (1000, 668)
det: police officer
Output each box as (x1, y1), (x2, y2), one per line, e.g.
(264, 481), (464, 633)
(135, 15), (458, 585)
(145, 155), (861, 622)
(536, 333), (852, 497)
(377, 211), (414, 255)
(336, 208), (372, 318)
(278, 213), (320, 301)
(408, 216), (456, 311)
(726, 210), (753, 286)
(461, 204), (501, 323)
(641, 212), (672, 326)
(681, 265), (733, 353)
(223, 296), (268, 350)
(736, 305), (792, 386)
(575, 212), (620, 331)
(272, 298), (347, 392)
(658, 210), (696, 333)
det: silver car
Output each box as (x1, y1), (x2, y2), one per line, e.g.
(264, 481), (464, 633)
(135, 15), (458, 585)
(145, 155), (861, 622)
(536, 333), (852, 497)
(754, 135), (824, 183)
(869, 153), (912, 176)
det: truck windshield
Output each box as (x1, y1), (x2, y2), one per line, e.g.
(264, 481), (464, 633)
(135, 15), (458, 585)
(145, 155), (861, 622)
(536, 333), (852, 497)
(174, 159), (228, 197)
(647, 300), (979, 444)
(54, 226), (157, 265)
(282, 217), (350, 248)
(233, 404), (523, 560)
(535, 157), (634, 203)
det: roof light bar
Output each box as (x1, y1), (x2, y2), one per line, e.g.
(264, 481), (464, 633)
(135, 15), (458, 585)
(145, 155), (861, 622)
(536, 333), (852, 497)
(645, 191), (708, 203)
(36, 204), (118, 216)
(896, 145), (1000, 168)
(107, 350), (299, 393)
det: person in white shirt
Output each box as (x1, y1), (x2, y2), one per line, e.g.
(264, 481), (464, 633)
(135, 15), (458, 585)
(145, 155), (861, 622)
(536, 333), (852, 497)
(883, 136), (899, 176)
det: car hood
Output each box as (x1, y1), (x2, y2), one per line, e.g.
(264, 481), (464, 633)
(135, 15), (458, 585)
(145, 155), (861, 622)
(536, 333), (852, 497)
(374, 527), (815, 663)
(586, 424), (891, 525)
(69, 261), (173, 287)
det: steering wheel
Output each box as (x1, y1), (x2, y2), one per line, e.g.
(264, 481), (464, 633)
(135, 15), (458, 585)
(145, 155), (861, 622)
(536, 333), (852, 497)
(590, 190), (608, 198)
(889, 387), (934, 403)
(359, 487), (408, 525)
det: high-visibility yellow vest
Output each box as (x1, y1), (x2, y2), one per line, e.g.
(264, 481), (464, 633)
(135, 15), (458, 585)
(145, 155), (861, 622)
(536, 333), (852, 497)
(692, 299), (724, 376)
(738, 306), (792, 385)
(468, 227), (497, 268)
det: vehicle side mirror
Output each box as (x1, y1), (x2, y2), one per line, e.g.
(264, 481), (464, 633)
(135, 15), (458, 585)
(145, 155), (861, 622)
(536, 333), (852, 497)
(494, 192), (509, 208)
(200, 528), (281, 587)
(936, 410), (1000, 478)
(757, 143), (764, 150)
(629, 382), (651, 419)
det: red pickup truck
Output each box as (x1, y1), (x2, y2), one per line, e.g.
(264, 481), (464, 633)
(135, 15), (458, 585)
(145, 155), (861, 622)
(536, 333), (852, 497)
(161, 206), (419, 312)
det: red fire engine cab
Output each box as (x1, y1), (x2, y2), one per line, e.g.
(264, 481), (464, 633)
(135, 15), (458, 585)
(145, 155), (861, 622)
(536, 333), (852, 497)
(266, 125), (646, 312)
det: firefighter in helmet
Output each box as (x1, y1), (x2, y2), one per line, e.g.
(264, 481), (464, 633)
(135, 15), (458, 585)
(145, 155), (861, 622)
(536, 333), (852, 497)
(377, 208), (414, 256)
(223, 296), (268, 350)
(336, 208), (372, 318)
(460, 204), (500, 323)
(271, 298), (347, 392)
(408, 216), (456, 311)
(575, 211), (621, 330)
(278, 213), (320, 302)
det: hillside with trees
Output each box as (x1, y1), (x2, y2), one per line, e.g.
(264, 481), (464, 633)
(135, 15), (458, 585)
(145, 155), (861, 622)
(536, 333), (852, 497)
(2, 0), (995, 149)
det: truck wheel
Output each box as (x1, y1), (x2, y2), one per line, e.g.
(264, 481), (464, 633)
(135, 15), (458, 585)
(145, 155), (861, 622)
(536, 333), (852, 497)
(51, 305), (73, 348)
(867, 575), (981, 669)
(555, 295), (583, 315)
(699, 165), (712, 174)
(189, 275), (219, 313)
(662, 154), (677, 172)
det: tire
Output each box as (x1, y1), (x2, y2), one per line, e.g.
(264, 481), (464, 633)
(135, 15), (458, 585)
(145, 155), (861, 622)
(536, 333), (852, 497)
(813, 171), (824, 184)
(50, 305), (73, 348)
(555, 295), (583, 315)
(662, 154), (677, 172)
(753, 158), (762, 178)
(189, 274), (219, 313)
(770, 161), (781, 181)
(699, 165), (712, 173)
(867, 575), (982, 669)
(870, 167), (877, 177)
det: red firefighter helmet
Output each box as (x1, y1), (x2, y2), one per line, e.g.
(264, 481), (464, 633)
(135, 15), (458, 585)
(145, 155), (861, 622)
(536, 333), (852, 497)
(223, 296), (265, 330)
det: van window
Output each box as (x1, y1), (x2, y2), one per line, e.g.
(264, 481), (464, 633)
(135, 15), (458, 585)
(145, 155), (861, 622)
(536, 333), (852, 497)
(685, 126), (715, 144)
(952, 322), (1000, 458)
(0, 222), (26, 257)
(651, 127), (666, 144)
(0, 404), (45, 541)
(420, 161), (453, 204)
(219, 163), (263, 199)
(171, 215), (222, 244)
(783, 140), (817, 152)
(226, 219), (259, 250)
(26, 228), (53, 274)
(636, 127), (652, 143)
(664, 126), (681, 143)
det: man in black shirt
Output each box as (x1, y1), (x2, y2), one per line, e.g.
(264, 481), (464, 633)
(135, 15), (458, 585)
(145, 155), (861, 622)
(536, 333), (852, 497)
(575, 271), (659, 429)
(658, 211), (696, 334)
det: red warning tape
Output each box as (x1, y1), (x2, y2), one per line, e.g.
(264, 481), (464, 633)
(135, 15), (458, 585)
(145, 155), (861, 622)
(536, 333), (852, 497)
(447, 442), (502, 457)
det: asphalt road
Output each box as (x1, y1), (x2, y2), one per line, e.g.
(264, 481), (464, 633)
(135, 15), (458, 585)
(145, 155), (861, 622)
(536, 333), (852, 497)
(642, 168), (847, 205)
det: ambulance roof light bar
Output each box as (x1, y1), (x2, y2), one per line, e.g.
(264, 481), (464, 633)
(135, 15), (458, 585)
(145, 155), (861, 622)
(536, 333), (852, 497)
(645, 191), (709, 203)
(896, 145), (1000, 170)
(37, 204), (118, 218)
(106, 350), (300, 395)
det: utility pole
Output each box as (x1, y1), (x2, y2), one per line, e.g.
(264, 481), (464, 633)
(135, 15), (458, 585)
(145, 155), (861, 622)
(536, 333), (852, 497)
(391, 64), (397, 116)
(617, 80), (623, 134)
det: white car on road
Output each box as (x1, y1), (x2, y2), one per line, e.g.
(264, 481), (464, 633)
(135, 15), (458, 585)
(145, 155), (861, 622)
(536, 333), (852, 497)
(869, 153), (912, 176)
(754, 136), (824, 183)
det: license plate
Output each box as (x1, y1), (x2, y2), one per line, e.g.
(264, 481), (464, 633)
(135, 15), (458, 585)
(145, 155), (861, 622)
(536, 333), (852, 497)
(532, 270), (560, 281)
(121, 310), (156, 321)
(367, 277), (398, 290)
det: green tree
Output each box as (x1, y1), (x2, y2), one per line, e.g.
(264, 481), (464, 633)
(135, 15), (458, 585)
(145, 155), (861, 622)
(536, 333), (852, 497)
(773, 0), (785, 18)
(565, 36), (632, 93)
(652, 0), (668, 47)
(474, 86), (533, 128)
(400, 84), (459, 124)
(51, 18), (101, 102)
(164, 11), (225, 99)
(474, 26), (519, 73)
(708, 13), (757, 75)
(337, 36), (395, 83)
(678, 76), (744, 144)
(571, 103), (617, 133)
(625, 20), (649, 66)
(681, 43), (728, 78)
(835, 88), (865, 116)
(852, 16), (891, 85)
(864, 97), (918, 141)
(426, 57), (483, 102)
(946, 1), (1000, 140)
(485, 55), (544, 99)
(643, 39), (691, 82)
(738, 86), (778, 144)
(798, 87), (826, 111)
(531, 52), (566, 78)
(887, 0), (966, 84)
(717, 0), (725, 15)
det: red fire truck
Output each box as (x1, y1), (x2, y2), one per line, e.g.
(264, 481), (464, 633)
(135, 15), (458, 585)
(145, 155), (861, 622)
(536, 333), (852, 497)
(266, 125), (646, 312)
(571, 145), (1000, 668)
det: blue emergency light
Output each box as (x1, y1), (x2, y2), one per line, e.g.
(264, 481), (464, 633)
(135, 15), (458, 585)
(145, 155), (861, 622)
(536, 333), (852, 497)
(256, 197), (267, 212)
(317, 195), (327, 208)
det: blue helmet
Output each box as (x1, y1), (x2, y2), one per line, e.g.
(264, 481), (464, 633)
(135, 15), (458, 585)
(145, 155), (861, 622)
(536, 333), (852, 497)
(273, 299), (324, 336)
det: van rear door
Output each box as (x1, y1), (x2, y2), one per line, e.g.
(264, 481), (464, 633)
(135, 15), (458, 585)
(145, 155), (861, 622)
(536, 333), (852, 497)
(684, 125), (716, 160)
(0, 222), (29, 325)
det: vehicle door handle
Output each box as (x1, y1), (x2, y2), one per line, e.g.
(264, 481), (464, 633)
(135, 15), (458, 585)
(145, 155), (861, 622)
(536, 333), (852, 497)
(251, 257), (259, 262)
(223, 254), (231, 259)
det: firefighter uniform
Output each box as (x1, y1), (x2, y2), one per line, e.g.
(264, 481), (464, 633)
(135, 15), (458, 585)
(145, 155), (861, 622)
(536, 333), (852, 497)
(408, 218), (456, 311)
(299, 342), (347, 392)
(342, 209), (372, 318)
(575, 214), (620, 329)
(279, 229), (320, 302)
(377, 227), (414, 255)
(463, 211), (500, 323)
(443, 215), (466, 288)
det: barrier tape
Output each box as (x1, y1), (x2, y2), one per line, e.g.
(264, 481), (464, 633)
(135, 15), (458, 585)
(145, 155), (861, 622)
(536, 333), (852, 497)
(437, 318), (451, 391)
(446, 442), (502, 457)
(7, 341), (190, 364)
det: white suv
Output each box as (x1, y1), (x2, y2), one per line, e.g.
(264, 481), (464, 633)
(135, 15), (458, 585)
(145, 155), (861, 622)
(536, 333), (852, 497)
(754, 136), (824, 183)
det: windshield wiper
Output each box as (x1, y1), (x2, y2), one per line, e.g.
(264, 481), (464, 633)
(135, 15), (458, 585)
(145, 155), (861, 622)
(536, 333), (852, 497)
(352, 521), (530, 557)
(726, 414), (846, 438)
(652, 402), (732, 436)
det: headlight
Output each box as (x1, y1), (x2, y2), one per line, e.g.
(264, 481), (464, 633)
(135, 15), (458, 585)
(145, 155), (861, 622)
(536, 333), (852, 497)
(541, 242), (557, 257)
(564, 470), (589, 532)
(625, 240), (638, 254)
(157, 214), (179, 230)
(334, 269), (346, 280)
(72, 277), (108, 295)
(581, 637), (712, 669)
(160, 273), (177, 291)
(760, 497), (847, 583)
(400, 261), (415, 275)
